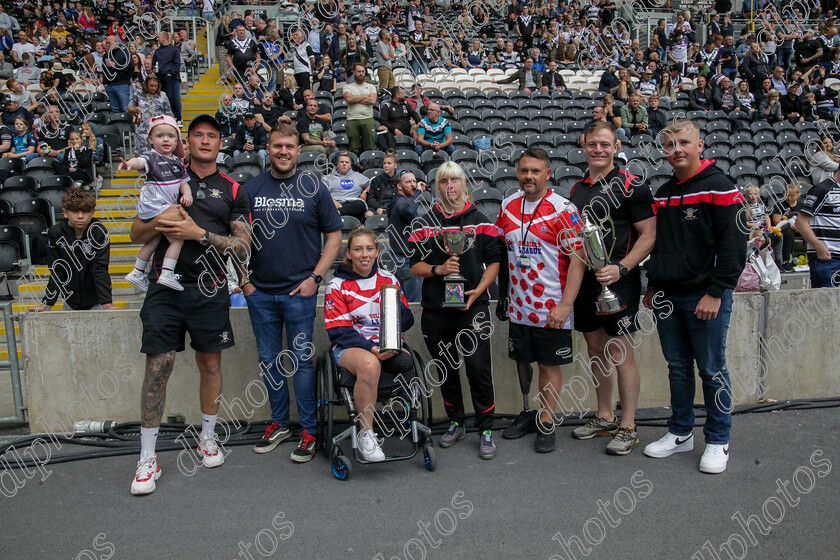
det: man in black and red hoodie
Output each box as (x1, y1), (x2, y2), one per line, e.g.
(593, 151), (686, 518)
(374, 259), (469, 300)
(642, 119), (747, 475)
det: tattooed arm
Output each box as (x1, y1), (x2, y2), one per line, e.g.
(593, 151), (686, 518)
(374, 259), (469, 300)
(155, 207), (251, 265)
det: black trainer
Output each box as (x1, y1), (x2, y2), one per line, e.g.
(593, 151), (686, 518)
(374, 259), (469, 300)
(503, 410), (538, 439)
(534, 422), (556, 453)
(290, 429), (317, 463)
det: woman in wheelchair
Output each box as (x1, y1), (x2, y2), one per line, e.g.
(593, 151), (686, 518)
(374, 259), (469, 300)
(324, 227), (415, 462)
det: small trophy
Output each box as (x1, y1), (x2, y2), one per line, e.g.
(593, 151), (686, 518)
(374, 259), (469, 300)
(577, 212), (626, 315)
(378, 285), (402, 352)
(434, 227), (477, 308)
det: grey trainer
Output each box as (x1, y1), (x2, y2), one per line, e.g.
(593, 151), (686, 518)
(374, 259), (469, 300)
(479, 430), (496, 460)
(605, 426), (639, 455)
(439, 422), (466, 448)
(572, 416), (619, 440)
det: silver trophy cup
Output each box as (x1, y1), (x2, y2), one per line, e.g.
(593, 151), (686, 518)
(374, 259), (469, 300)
(378, 284), (402, 352)
(579, 212), (626, 315)
(434, 227), (477, 308)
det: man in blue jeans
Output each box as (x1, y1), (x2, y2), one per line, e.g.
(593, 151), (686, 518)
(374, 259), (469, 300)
(242, 123), (342, 463)
(102, 35), (132, 113)
(797, 169), (840, 288)
(152, 31), (183, 122)
(642, 119), (747, 474)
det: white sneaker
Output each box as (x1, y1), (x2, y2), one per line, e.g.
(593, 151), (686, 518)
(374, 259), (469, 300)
(197, 435), (225, 468)
(643, 432), (694, 458)
(130, 456), (161, 495)
(699, 443), (730, 474)
(358, 429), (385, 462)
(125, 269), (149, 292)
(157, 269), (184, 291)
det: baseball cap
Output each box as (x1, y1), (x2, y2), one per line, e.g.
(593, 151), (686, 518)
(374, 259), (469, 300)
(243, 111), (255, 118)
(187, 114), (222, 134)
(148, 115), (185, 158)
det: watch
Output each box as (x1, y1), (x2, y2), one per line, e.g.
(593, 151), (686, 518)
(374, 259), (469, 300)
(431, 265), (438, 276)
(200, 230), (210, 246)
(310, 273), (323, 284)
(617, 263), (629, 277)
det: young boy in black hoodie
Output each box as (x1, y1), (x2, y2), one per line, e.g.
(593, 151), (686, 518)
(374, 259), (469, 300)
(642, 119), (747, 474)
(29, 187), (117, 311)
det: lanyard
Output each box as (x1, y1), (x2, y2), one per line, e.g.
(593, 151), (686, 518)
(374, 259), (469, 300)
(520, 193), (547, 252)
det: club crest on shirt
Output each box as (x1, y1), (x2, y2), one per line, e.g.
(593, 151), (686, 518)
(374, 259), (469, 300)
(683, 208), (698, 221)
(209, 188), (223, 199)
(219, 331), (230, 343)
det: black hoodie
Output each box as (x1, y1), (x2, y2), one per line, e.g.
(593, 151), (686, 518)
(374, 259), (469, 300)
(646, 159), (747, 297)
(43, 218), (112, 308)
(408, 202), (503, 310)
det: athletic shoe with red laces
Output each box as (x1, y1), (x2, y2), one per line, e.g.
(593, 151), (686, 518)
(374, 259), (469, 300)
(197, 435), (225, 468)
(253, 422), (291, 454)
(131, 455), (161, 496)
(291, 429), (317, 463)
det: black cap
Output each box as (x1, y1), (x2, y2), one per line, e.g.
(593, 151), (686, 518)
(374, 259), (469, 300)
(187, 114), (221, 133)
(243, 112), (255, 118)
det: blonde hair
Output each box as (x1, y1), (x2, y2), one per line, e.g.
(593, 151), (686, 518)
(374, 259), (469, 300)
(436, 161), (472, 203)
(81, 122), (97, 150)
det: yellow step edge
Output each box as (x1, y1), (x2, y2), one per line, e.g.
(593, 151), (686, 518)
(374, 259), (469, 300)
(100, 189), (140, 197)
(111, 247), (141, 255)
(0, 324), (20, 335)
(95, 210), (137, 219)
(32, 263), (134, 275)
(18, 280), (136, 292)
(1, 349), (23, 360)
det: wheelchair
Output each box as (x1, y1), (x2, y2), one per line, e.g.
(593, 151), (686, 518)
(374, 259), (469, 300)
(316, 345), (437, 480)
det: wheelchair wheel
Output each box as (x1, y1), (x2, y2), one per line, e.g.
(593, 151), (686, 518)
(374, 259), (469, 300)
(423, 440), (437, 472)
(317, 352), (335, 458)
(332, 454), (352, 480)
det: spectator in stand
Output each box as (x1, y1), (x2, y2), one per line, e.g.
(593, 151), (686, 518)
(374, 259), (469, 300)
(667, 28), (690, 71)
(781, 81), (804, 122)
(11, 30), (36, 66)
(297, 98), (336, 155)
(225, 24), (260, 83)
(620, 94), (649, 137)
(387, 169), (423, 303)
(290, 28), (315, 92)
(754, 76), (773, 105)
(499, 41), (522, 70)
(55, 130), (93, 185)
(636, 70), (657, 103)
(718, 35), (738, 80)
(344, 63), (378, 156)
(466, 39), (485, 69)
(323, 151), (371, 221)
(776, 22), (797, 71)
(215, 92), (241, 139)
(367, 150), (399, 216)
(414, 103), (454, 156)
(610, 67), (635, 102)
(378, 85), (422, 152)
(794, 30), (822, 74)
(580, 104), (608, 146)
(4, 79), (37, 112)
(798, 165), (840, 287)
(375, 29), (396, 91)
(541, 60), (566, 93)
(713, 76), (741, 113)
(128, 75), (174, 155)
(598, 62), (620, 93)
(230, 82), (251, 115)
(81, 123), (105, 166)
(657, 66), (681, 99)
(342, 35), (370, 76)
(602, 94), (625, 136)
(254, 92), (290, 134)
(153, 31), (183, 123)
(770, 184), (803, 272)
(770, 65), (787, 94)
(28, 188), (117, 312)
(329, 22), (350, 65)
(647, 94), (666, 137)
(497, 56), (542, 94)
(757, 88), (782, 123)
(3, 117), (35, 161)
(734, 80), (756, 112)
(233, 112), (268, 168)
(408, 19), (430, 75)
(242, 72), (265, 106)
(315, 54), (336, 93)
(102, 34), (132, 113)
(688, 75), (713, 111)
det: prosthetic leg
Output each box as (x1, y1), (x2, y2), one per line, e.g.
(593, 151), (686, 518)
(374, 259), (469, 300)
(502, 361), (539, 439)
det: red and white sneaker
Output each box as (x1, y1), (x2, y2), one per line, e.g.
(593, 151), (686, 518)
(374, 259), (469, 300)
(197, 435), (225, 468)
(131, 455), (161, 495)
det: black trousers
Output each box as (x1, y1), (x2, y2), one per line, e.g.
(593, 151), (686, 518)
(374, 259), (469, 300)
(338, 199), (367, 222)
(421, 305), (495, 430)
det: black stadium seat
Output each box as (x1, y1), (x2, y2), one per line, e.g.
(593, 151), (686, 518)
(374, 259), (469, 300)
(0, 225), (27, 271)
(14, 199), (54, 227)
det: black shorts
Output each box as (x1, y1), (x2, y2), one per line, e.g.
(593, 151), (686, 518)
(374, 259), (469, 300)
(573, 272), (642, 337)
(508, 322), (573, 366)
(140, 283), (234, 354)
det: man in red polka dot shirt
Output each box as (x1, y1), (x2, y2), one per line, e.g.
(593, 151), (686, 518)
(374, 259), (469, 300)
(495, 147), (586, 453)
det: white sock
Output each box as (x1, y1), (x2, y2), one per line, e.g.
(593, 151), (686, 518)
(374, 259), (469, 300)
(140, 427), (159, 461)
(133, 258), (148, 273)
(201, 413), (217, 440)
(162, 258), (178, 272)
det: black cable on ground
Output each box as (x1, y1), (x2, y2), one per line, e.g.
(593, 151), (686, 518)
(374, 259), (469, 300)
(3, 398), (839, 469)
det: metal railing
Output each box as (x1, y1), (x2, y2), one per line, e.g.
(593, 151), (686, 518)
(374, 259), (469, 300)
(0, 301), (25, 426)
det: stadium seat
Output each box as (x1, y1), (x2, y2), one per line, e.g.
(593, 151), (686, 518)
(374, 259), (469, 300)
(359, 150), (386, 170)
(0, 200), (11, 223)
(14, 199), (54, 227)
(364, 215), (388, 232)
(6, 211), (48, 264)
(0, 225), (27, 271)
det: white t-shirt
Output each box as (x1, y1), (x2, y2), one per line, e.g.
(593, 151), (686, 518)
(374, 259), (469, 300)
(11, 41), (36, 61)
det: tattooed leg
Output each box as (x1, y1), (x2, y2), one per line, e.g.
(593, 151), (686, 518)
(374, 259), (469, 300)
(141, 351), (177, 428)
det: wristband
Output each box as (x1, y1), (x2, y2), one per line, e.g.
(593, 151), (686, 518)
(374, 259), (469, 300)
(239, 277), (250, 288)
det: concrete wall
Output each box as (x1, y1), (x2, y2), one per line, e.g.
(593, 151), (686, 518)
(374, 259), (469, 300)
(17, 288), (818, 433)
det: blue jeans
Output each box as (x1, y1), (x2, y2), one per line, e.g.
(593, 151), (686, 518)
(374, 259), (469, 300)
(394, 256), (421, 303)
(105, 83), (131, 113)
(414, 143), (455, 156)
(722, 68), (738, 80)
(810, 256), (840, 288)
(159, 75), (182, 120)
(245, 288), (318, 430)
(656, 290), (734, 444)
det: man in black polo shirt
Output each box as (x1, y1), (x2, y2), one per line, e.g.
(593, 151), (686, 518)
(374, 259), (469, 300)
(569, 121), (656, 456)
(102, 34), (133, 113)
(36, 105), (70, 158)
(377, 86), (421, 152)
(127, 115), (251, 495)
